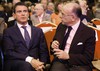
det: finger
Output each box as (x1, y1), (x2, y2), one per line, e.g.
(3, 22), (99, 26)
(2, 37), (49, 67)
(51, 43), (58, 49)
(54, 40), (59, 45)
(36, 66), (43, 71)
(41, 64), (45, 69)
(53, 41), (59, 46)
(54, 49), (61, 52)
(39, 68), (43, 71)
(52, 41), (59, 49)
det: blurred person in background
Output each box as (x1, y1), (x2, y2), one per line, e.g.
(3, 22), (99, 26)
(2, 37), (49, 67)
(30, 3), (51, 26)
(51, 2), (63, 25)
(46, 2), (55, 15)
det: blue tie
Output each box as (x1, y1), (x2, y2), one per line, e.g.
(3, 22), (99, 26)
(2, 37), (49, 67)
(22, 26), (30, 48)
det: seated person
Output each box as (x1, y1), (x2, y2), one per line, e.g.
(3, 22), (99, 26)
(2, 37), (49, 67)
(3, 2), (50, 71)
(30, 3), (51, 26)
(50, 2), (96, 71)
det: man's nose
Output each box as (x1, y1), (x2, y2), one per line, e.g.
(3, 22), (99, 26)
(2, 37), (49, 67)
(21, 12), (26, 16)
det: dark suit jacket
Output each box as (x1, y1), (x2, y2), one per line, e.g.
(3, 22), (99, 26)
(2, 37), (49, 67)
(51, 22), (96, 70)
(3, 23), (50, 64)
(80, 15), (96, 27)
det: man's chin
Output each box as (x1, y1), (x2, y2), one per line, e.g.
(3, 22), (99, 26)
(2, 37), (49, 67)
(18, 21), (28, 25)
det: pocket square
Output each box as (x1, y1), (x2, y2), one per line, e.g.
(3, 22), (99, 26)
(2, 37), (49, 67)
(77, 42), (83, 45)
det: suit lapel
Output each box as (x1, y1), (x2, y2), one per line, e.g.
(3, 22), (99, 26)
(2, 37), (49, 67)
(29, 26), (36, 48)
(13, 25), (27, 48)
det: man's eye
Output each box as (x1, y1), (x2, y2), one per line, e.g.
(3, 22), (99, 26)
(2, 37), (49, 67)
(23, 10), (28, 12)
(16, 11), (21, 13)
(16, 10), (28, 13)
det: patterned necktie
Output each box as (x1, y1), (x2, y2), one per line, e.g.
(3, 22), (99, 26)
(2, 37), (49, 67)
(22, 26), (30, 48)
(61, 26), (72, 50)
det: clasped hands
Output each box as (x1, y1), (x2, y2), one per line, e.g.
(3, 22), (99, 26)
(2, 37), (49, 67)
(31, 58), (45, 71)
(51, 40), (69, 60)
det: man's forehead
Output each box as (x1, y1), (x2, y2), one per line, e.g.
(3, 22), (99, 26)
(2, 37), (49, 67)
(15, 6), (28, 10)
(35, 5), (43, 9)
(61, 7), (71, 14)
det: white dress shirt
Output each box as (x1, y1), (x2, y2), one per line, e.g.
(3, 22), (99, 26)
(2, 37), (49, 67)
(17, 22), (31, 39)
(38, 13), (44, 23)
(64, 20), (80, 53)
(17, 22), (32, 63)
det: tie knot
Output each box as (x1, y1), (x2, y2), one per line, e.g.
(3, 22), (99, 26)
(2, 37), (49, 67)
(21, 26), (27, 29)
(68, 26), (72, 31)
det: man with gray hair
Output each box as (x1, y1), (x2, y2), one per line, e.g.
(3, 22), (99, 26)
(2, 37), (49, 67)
(50, 2), (95, 71)
(30, 3), (51, 26)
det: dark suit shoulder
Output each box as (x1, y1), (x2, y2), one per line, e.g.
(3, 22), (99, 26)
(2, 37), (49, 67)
(82, 22), (95, 32)
(3, 26), (14, 34)
(80, 22), (95, 36)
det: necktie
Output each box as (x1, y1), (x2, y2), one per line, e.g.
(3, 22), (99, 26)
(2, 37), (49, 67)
(22, 26), (30, 48)
(61, 26), (72, 50)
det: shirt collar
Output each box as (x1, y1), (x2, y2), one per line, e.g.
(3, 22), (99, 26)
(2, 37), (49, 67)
(38, 13), (44, 18)
(71, 19), (80, 31)
(17, 22), (30, 29)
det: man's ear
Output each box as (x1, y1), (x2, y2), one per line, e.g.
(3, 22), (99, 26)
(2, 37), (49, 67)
(71, 15), (75, 21)
(71, 14), (76, 22)
(13, 13), (16, 19)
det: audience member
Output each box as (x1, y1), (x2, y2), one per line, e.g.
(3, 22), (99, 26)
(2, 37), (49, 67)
(30, 3), (51, 26)
(3, 2), (50, 71)
(76, 0), (96, 27)
(51, 2), (63, 25)
(41, 0), (48, 11)
(0, 5), (7, 23)
(30, 3), (36, 16)
(50, 2), (96, 71)
(12, 0), (21, 6)
(0, 18), (6, 35)
(46, 2), (55, 15)
(94, 2), (100, 19)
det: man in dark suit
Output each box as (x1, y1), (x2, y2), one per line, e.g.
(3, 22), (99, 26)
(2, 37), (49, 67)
(3, 2), (50, 71)
(50, 2), (96, 71)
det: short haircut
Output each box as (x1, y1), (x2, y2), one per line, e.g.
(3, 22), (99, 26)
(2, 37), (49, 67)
(63, 2), (82, 18)
(68, 2), (82, 18)
(35, 3), (45, 11)
(13, 2), (28, 13)
(72, 5), (82, 18)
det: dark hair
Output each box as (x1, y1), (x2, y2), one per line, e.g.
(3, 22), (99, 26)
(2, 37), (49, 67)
(54, 2), (63, 14)
(72, 5), (82, 18)
(13, 2), (28, 13)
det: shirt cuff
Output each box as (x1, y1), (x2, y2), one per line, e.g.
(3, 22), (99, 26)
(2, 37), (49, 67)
(25, 56), (33, 63)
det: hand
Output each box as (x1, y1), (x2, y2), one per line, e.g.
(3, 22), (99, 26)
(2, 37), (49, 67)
(36, 64), (45, 71)
(54, 49), (69, 60)
(31, 59), (44, 71)
(51, 40), (59, 49)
